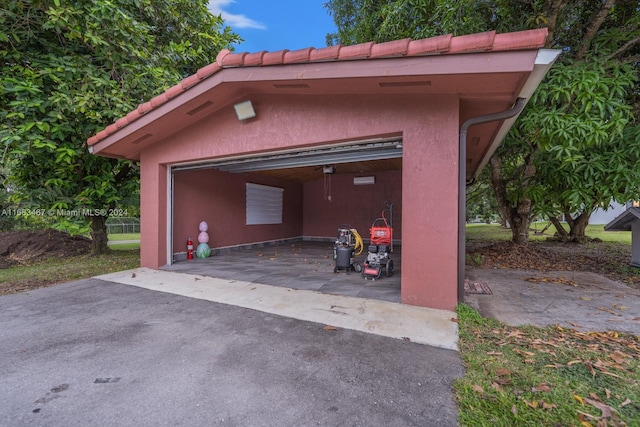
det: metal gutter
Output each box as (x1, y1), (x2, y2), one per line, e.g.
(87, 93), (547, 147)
(457, 97), (527, 302)
(457, 48), (561, 303)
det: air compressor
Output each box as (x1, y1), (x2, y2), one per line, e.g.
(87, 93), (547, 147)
(333, 225), (364, 273)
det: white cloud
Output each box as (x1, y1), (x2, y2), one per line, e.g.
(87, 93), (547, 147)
(208, 0), (266, 29)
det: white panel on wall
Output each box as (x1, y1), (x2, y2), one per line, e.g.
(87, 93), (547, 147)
(246, 183), (283, 225)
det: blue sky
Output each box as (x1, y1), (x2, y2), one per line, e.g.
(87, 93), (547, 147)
(208, 0), (337, 53)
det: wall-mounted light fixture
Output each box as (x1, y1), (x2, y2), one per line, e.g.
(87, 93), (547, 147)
(353, 176), (375, 185)
(234, 100), (256, 121)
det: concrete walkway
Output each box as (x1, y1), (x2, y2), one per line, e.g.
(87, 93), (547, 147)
(98, 267), (459, 350)
(465, 268), (640, 334)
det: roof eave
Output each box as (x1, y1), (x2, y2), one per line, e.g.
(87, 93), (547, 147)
(605, 207), (640, 231)
(471, 48), (561, 180)
(90, 50), (545, 160)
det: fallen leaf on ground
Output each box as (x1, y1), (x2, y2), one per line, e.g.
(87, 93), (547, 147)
(524, 276), (578, 287)
(513, 348), (535, 357)
(495, 368), (511, 376)
(532, 383), (551, 393)
(597, 307), (622, 316)
(584, 397), (614, 418)
(471, 384), (484, 394)
(588, 392), (601, 402)
(620, 398), (631, 407)
(322, 325), (338, 331)
(609, 352), (626, 365)
(491, 382), (503, 392)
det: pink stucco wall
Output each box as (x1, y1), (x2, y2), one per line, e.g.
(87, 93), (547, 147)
(139, 92), (459, 310)
(303, 170), (402, 241)
(172, 168), (303, 254)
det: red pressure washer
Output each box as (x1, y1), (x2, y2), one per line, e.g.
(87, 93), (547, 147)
(362, 201), (394, 280)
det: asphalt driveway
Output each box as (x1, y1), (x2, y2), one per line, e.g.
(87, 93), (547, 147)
(0, 278), (463, 426)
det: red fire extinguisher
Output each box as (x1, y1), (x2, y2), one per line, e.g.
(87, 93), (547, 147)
(187, 237), (194, 260)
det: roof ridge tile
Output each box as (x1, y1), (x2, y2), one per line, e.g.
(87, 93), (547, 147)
(449, 30), (496, 53)
(221, 52), (247, 67)
(309, 45), (341, 61)
(216, 49), (232, 66)
(338, 41), (375, 60)
(263, 49), (290, 66)
(165, 83), (184, 100)
(370, 38), (411, 58)
(407, 34), (453, 55)
(284, 47), (314, 63)
(181, 74), (200, 90)
(244, 51), (267, 66)
(492, 28), (548, 51)
(196, 63), (221, 79)
(149, 93), (168, 109)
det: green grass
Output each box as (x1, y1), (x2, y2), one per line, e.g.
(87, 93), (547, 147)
(108, 233), (140, 241)
(108, 233), (140, 250)
(466, 223), (631, 244)
(455, 304), (640, 426)
(0, 249), (140, 295)
(110, 242), (140, 250)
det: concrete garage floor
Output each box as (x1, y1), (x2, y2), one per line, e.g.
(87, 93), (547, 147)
(164, 241), (402, 303)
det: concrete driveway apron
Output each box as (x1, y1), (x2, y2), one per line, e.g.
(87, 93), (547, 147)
(0, 278), (463, 427)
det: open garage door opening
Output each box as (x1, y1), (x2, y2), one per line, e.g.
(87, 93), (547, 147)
(165, 139), (404, 302)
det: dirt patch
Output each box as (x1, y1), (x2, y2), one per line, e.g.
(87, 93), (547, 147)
(467, 240), (640, 290)
(0, 230), (92, 268)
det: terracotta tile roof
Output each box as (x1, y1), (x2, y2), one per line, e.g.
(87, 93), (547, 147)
(87, 28), (548, 146)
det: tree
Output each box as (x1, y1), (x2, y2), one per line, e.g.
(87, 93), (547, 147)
(0, 0), (240, 254)
(466, 168), (500, 224)
(527, 62), (639, 242)
(493, 1), (640, 243)
(324, 0), (640, 244)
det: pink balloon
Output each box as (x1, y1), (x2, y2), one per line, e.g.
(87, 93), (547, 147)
(198, 231), (209, 243)
(199, 221), (208, 232)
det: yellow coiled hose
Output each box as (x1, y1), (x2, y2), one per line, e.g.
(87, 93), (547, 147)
(350, 229), (364, 256)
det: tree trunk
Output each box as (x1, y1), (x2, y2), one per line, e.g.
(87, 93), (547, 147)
(536, 218), (554, 235)
(496, 204), (510, 228)
(509, 211), (531, 244)
(549, 216), (569, 241)
(568, 211), (591, 243)
(489, 156), (535, 245)
(90, 215), (109, 255)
